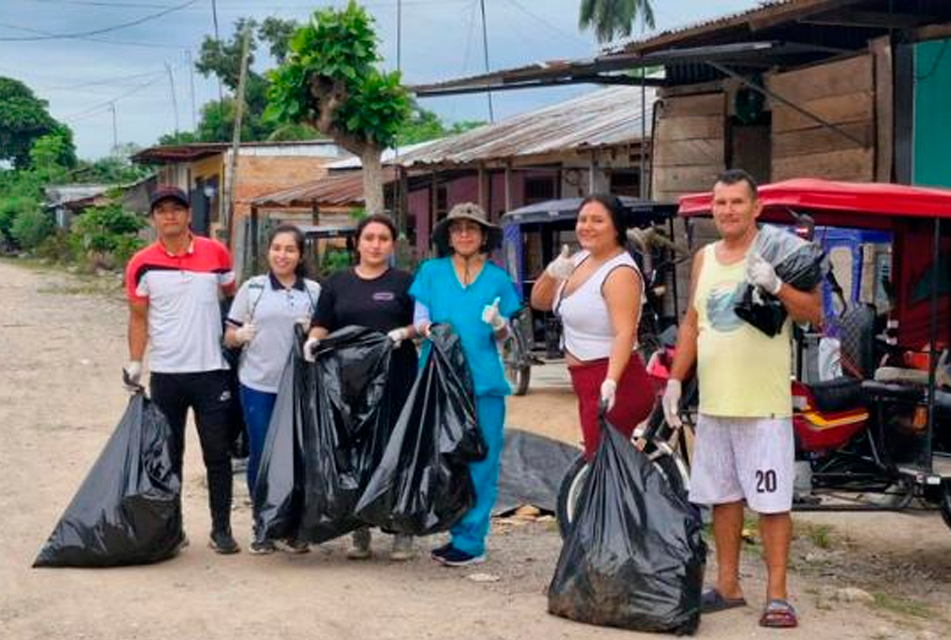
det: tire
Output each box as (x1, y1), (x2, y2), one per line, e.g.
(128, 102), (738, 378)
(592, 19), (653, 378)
(555, 447), (691, 539)
(505, 363), (531, 396)
(940, 480), (951, 533)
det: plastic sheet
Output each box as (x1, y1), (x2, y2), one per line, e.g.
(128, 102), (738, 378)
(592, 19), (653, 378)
(547, 422), (705, 634)
(494, 429), (580, 516)
(33, 393), (183, 568)
(735, 225), (827, 336)
(253, 326), (396, 544)
(354, 325), (486, 535)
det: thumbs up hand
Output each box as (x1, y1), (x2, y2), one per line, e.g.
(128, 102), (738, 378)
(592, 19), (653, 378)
(545, 244), (575, 281)
(481, 296), (506, 331)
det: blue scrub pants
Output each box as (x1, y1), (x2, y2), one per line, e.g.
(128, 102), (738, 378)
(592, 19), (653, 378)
(238, 383), (277, 497)
(450, 395), (505, 557)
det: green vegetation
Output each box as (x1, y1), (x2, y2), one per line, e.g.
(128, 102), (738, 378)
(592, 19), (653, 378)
(579, 0), (655, 42)
(266, 1), (410, 214)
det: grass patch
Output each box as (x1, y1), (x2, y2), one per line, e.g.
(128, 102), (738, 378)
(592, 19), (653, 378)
(801, 523), (834, 549)
(868, 592), (932, 620)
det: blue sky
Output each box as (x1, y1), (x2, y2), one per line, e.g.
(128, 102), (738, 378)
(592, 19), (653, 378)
(1, 0), (760, 160)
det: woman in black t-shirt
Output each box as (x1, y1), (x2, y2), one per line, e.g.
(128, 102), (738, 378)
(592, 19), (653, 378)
(304, 214), (418, 561)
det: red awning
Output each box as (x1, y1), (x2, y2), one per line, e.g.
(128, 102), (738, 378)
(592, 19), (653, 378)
(678, 179), (951, 222)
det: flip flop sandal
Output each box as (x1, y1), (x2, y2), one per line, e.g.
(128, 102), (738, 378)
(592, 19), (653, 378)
(700, 589), (747, 614)
(760, 599), (798, 628)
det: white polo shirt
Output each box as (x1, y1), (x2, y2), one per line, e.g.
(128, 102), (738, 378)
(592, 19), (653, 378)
(125, 236), (235, 373)
(227, 273), (321, 393)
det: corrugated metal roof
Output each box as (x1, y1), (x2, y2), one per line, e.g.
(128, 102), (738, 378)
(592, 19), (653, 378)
(325, 139), (443, 170)
(251, 168), (396, 208)
(396, 85), (654, 168)
(605, 0), (791, 54)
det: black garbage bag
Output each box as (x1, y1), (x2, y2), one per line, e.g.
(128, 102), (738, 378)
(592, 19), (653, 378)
(547, 422), (705, 635)
(253, 326), (396, 544)
(251, 351), (303, 542)
(221, 344), (249, 459)
(735, 224), (827, 337)
(34, 393), (183, 568)
(354, 324), (486, 535)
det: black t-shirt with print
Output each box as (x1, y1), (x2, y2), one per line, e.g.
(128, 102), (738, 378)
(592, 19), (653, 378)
(314, 267), (414, 333)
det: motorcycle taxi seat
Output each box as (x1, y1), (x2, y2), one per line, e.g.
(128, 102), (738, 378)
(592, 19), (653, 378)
(808, 376), (865, 414)
(861, 378), (951, 414)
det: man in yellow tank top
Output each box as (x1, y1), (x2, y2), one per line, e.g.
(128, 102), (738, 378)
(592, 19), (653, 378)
(662, 170), (821, 629)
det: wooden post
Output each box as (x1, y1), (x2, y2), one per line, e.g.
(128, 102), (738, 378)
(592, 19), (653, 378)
(398, 166), (409, 235)
(478, 163), (489, 209)
(504, 162), (513, 213)
(224, 26), (251, 251)
(249, 204), (259, 274)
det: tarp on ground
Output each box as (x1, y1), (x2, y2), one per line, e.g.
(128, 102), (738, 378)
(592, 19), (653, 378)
(493, 428), (580, 516)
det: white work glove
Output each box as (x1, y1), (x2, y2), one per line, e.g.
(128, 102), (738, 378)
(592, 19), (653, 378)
(746, 251), (782, 295)
(481, 297), (506, 331)
(303, 337), (320, 363)
(122, 360), (143, 392)
(415, 321), (432, 339)
(662, 379), (683, 429)
(233, 323), (256, 346)
(545, 244), (574, 281)
(387, 327), (409, 348)
(599, 378), (617, 412)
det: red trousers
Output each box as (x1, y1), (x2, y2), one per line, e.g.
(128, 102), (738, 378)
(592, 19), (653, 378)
(568, 354), (655, 459)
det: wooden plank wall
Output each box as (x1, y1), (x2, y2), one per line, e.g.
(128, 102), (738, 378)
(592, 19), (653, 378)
(768, 54), (875, 182)
(651, 92), (726, 202)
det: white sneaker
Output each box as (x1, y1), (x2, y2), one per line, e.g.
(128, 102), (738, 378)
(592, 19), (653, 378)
(346, 527), (372, 560)
(389, 534), (415, 561)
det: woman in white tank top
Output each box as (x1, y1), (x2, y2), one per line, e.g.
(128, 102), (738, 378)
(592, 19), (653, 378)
(531, 194), (655, 459)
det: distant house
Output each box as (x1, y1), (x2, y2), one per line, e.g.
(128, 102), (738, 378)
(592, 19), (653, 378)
(392, 85), (656, 256)
(44, 175), (155, 228)
(132, 140), (349, 278)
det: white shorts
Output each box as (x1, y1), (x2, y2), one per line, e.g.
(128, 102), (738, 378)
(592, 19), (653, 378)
(688, 414), (794, 514)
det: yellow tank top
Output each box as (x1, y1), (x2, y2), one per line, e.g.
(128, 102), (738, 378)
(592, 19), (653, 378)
(694, 243), (791, 418)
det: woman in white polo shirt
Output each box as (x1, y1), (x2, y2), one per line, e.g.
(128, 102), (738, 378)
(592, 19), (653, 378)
(225, 224), (320, 555)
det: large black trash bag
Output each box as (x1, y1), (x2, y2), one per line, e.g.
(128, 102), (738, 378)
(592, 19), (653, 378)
(298, 325), (394, 542)
(252, 351), (303, 542)
(355, 324), (487, 535)
(33, 393), (183, 568)
(547, 422), (705, 635)
(254, 326), (396, 544)
(735, 224), (827, 337)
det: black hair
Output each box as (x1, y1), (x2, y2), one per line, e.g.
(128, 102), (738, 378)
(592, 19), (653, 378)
(578, 193), (628, 247)
(268, 223), (308, 279)
(353, 214), (397, 265)
(715, 169), (759, 199)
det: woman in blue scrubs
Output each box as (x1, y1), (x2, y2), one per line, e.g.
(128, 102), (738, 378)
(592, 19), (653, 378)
(411, 202), (521, 567)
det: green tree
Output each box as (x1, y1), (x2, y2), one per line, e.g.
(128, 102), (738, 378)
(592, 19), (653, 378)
(579, 0), (655, 43)
(266, 2), (410, 214)
(182, 17), (301, 144)
(396, 103), (484, 146)
(0, 77), (77, 169)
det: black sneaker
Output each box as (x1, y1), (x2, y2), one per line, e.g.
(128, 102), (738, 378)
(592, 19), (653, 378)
(434, 545), (485, 567)
(209, 529), (240, 555)
(275, 538), (310, 555)
(430, 542), (453, 561)
(249, 539), (276, 555)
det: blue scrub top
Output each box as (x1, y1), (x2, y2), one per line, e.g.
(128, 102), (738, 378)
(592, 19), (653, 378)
(410, 257), (521, 396)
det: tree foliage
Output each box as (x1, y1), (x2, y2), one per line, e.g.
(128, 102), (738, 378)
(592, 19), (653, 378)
(0, 77), (77, 170)
(396, 103), (485, 146)
(266, 1), (410, 213)
(579, 0), (655, 43)
(179, 17), (305, 144)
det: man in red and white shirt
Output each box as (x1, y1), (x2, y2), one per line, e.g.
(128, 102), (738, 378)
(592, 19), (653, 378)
(124, 185), (240, 554)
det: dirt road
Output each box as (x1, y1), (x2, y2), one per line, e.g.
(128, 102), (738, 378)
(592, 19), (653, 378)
(1, 259), (949, 640)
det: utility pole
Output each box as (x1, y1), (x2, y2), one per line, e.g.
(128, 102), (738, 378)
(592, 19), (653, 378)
(211, 0), (223, 103)
(224, 26), (251, 252)
(165, 62), (180, 134)
(186, 49), (197, 131)
(479, 0), (494, 122)
(109, 102), (118, 156)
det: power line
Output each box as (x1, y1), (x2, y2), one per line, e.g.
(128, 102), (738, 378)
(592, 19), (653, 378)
(503, 0), (592, 47)
(0, 0), (198, 41)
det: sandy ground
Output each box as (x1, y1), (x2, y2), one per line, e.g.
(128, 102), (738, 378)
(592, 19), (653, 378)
(2, 258), (950, 640)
